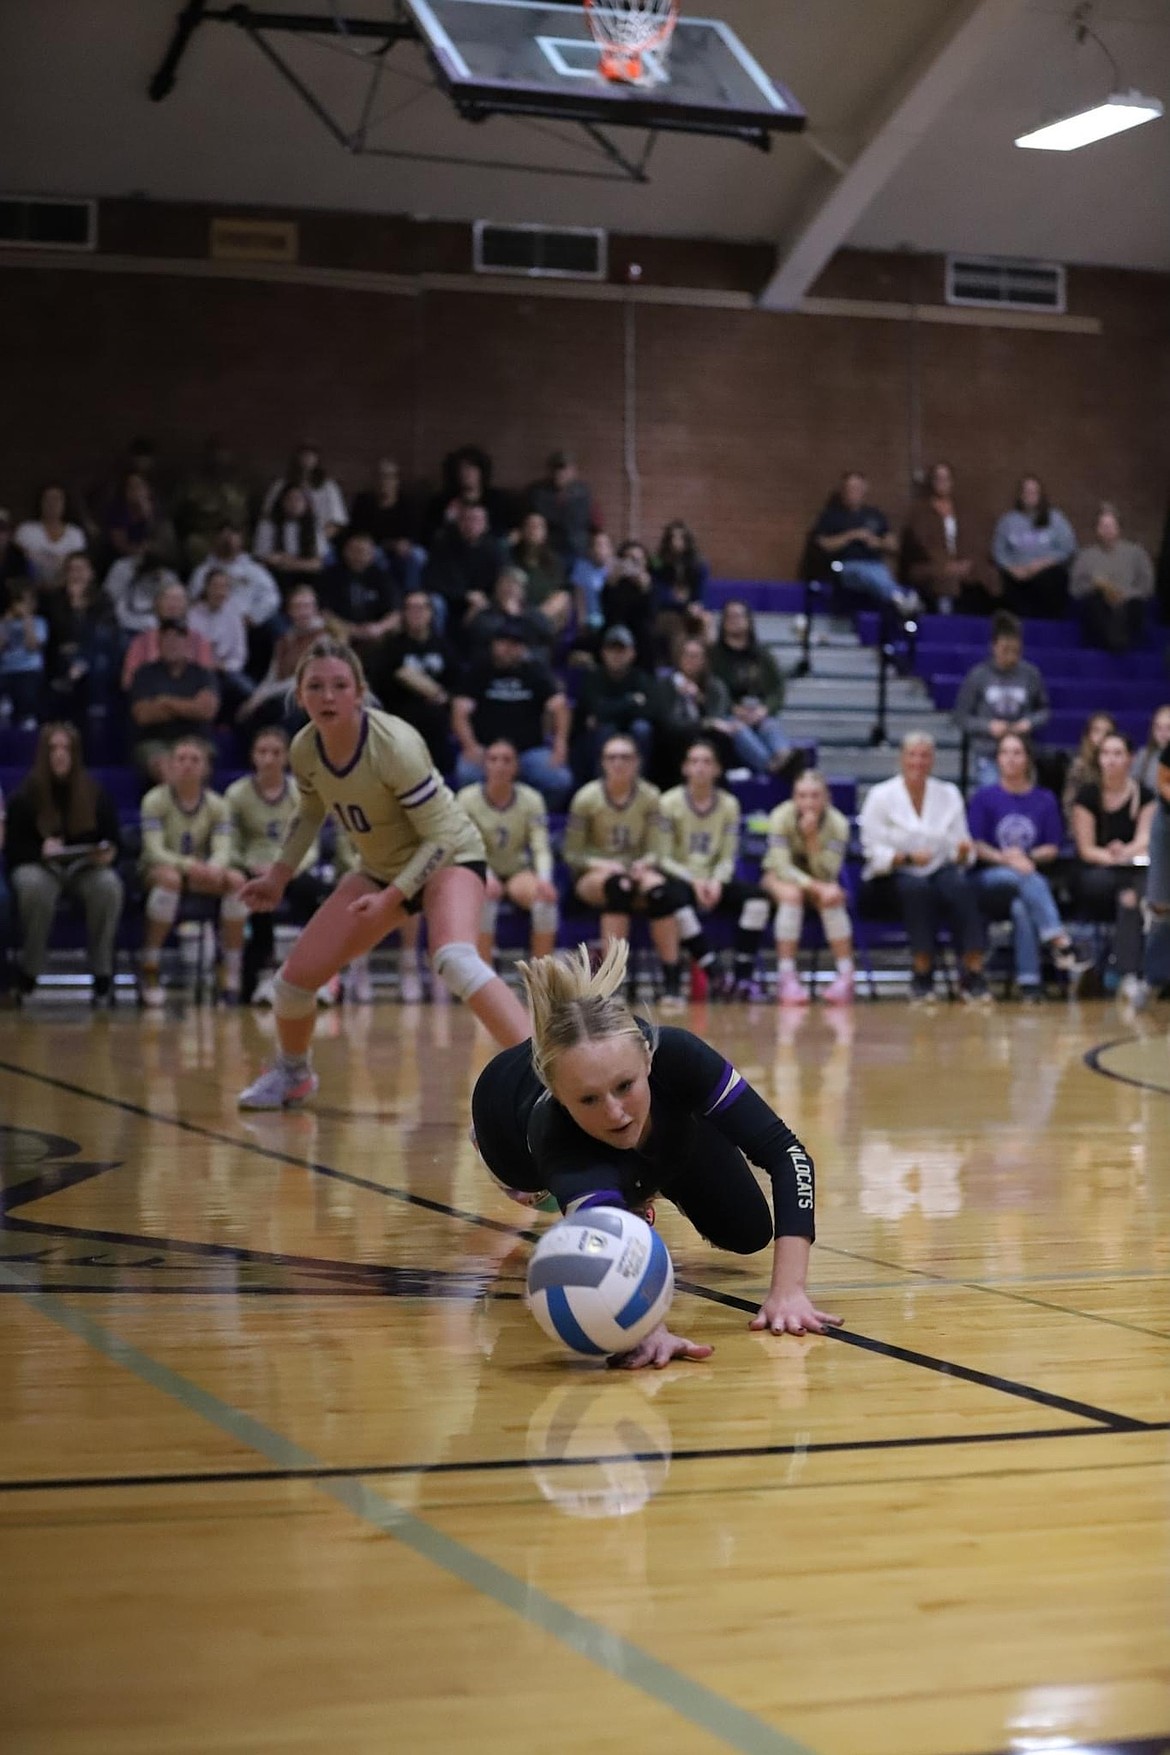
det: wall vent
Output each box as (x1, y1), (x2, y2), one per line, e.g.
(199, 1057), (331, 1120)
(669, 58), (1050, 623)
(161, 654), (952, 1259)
(0, 196), (96, 251)
(473, 221), (606, 280)
(945, 254), (1065, 314)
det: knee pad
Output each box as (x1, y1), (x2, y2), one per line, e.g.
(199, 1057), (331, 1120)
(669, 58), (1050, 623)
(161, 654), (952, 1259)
(530, 899), (559, 935)
(146, 886), (180, 925)
(775, 901), (803, 942)
(675, 903), (701, 940)
(739, 897), (771, 933)
(644, 883), (674, 921)
(273, 970), (319, 1020)
(221, 891), (249, 923)
(432, 939), (496, 1001)
(603, 873), (634, 912)
(822, 906), (852, 943)
(479, 895), (500, 938)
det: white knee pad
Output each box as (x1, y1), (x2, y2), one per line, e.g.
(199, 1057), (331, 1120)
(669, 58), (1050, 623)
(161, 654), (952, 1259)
(822, 906), (852, 943)
(739, 897), (771, 933)
(479, 895), (500, 937)
(146, 886), (180, 924)
(221, 891), (249, 923)
(273, 970), (319, 1020)
(531, 899), (559, 935)
(775, 902), (803, 942)
(432, 940), (496, 1001)
(675, 904), (701, 939)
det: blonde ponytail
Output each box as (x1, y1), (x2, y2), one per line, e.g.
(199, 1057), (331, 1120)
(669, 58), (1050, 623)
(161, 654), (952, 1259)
(519, 940), (655, 1093)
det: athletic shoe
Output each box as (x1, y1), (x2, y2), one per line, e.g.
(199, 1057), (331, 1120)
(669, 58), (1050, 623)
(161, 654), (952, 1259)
(659, 991), (686, 1012)
(959, 972), (994, 1006)
(346, 961), (374, 1004)
(139, 972), (165, 1009)
(316, 975), (342, 1007)
(777, 972), (809, 1007)
(1118, 974), (1151, 1011)
(1017, 985), (1045, 1005)
(251, 974), (276, 1009)
(238, 1063), (319, 1110)
(908, 972), (937, 1006)
(822, 972), (854, 1006)
(689, 963), (710, 1003)
(734, 976), (766, 1003)
(219, 983), (241, 1007)
(399, 967), (424, 1004)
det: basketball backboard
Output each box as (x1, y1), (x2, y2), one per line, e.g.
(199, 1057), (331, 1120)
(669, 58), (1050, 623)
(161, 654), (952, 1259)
(405, 0), (806, 144)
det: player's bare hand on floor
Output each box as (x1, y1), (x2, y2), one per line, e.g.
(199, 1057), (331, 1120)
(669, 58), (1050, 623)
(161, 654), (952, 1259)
(750, 1292), (843, 1336)
(609, 1323), (714, 1371)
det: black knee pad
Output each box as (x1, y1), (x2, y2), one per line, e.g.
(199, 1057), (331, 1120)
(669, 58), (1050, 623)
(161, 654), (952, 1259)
(644, 882), (677, 920)
(603, 873), (635, 911)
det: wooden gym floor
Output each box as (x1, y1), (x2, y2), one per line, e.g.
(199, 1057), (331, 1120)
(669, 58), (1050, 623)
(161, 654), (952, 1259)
(0, 994), (1167, 1755)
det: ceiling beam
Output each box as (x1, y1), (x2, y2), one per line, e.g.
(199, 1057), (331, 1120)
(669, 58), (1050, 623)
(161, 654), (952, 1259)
(759, 0), (1029, 311)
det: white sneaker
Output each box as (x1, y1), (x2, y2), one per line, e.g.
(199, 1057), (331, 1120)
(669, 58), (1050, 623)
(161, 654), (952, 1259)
(238, 1062), (319, 1110)
(139, 967), (165, 1008)
(251, 974), (276, 1008)
(316, 975), (342, 1007)
(345, 960), (374, 1004)
(400, 967), (424, 1004)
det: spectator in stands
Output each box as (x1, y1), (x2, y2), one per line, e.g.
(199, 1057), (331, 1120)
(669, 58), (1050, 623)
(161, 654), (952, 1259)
(570, 529), (617, 643)
(1062, 710), (1117, 823)
(1140, 733), (1170, 1002)
(253, 483), (326, 597)
(137, 737), (248, 1006)
(0, 785), (11, 997)
(660, 737), (771, 1001)
(0, 509), (29, 594)
(424, 501), (506, 646)
(653, 633), (736, 782)
(901, 462), (994, 614)
(121, 581), (213, 689)
(601, 539), (655, 668)
(1133, 704), (1170, 792)
(574, 624), (656, 777)
(15, 484), (86, 589)
(761, 769), (854, 1007)
(992, 475), (1076, 619)
(129, 619), (219, 779)
(510, 511), (571, 635)
(859, 730), (991, 1005)
(0, 581), (48, 727)
(174, 438), (251, 569)
(652, 521), (710, 658)
(262, 442), (347, 545)
(1070, 504), (1155, 654)
(952, 611), (1051, 787)
(101, 469), (176, 570)
(105, 549), (183, 640)
(452, 620), (572, 807)
(563, 733), (683, 1003)
(1070, 729), (1155, 1002)
(236, 583), (324, 734)
(373, 588), (456, 772)
(188, 521), (282, 677)
(812, 471), (919, 619)
(468, 568), (555, 663)
(188, 568), (253, 720)
(528, 450), (599, 564)
(430, 444), (512, 537)
(318, 529), (401, 670)
(349, 457), (425, 593)
(457, 739), (559, 964)
(708, 599), (795, 777)
(5, 723), (123, 1006)
(968, 732), (1086, 1000)
(45, 553), (120, 723)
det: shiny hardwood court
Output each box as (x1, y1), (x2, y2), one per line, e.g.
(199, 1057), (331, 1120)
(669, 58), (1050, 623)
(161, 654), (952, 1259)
(0, 994), (1167, 1755)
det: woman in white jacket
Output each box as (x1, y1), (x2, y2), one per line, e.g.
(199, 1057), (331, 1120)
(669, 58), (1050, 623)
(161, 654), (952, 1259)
(859, 731), (991, 1005)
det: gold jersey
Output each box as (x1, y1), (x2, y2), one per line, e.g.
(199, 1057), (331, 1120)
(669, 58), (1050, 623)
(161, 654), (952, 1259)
(562, 778), (664, 873)
(763, 800), (850, 887)
(140, 785), (232, 874)
(226, 775), (318, 876)
(456, 783), (553, 882)
(658, 786), (741, 884)
(283, 709), (484, 897)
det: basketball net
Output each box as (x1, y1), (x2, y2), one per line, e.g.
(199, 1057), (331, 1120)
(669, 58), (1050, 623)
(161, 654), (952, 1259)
(584, 0), (678, 85)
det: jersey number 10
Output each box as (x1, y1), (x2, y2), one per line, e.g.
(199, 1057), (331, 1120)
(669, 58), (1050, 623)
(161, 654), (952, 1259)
(334, 803), (372, 834)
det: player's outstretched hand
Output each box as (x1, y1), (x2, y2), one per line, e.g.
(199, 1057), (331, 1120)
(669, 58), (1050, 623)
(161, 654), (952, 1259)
(240, 873), (285, 913)
(750, 1292), (843, 1336)
(609, 1323), (714, 1371)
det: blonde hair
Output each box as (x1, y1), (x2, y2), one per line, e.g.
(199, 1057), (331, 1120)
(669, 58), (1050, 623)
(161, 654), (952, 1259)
(519, 940), (655, 1093)
(294, 635), (367, 697)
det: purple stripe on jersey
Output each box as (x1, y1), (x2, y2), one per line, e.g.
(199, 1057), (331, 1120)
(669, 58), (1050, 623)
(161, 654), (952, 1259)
(400, 779), (438, 810)
(703, 1062), (745, 1117)
(316, 713), (369, 779)
(565, 1189), (625, 1216)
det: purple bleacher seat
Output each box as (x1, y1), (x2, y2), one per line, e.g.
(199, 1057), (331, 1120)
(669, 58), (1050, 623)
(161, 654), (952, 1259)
(704, 580), (806, 614)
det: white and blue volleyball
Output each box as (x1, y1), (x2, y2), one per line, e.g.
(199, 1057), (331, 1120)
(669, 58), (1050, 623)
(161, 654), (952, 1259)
(525, 1207), (673, 1357)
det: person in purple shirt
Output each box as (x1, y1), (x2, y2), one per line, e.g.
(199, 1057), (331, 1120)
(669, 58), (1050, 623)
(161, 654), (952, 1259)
(967, 731), (1086, 999)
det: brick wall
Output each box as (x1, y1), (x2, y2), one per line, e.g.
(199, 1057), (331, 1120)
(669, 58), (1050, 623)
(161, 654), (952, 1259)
(2, 246), (1167, 576)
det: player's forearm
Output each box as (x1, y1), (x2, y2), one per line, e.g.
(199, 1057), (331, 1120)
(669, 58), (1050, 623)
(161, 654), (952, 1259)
(768, 1234), (813, 1296)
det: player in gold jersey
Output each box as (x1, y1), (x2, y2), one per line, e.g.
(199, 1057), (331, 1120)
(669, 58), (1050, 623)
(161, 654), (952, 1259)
(237, 638), (529, 1108)
(659, 738), (772, 1001)
(138, 737), (249, 1007)
(457, 740), (559, 962)
(562, 734), (683, 1002)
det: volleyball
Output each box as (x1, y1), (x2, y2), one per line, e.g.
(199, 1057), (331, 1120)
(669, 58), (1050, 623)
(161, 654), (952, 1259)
(525, 1207), (673, 1357)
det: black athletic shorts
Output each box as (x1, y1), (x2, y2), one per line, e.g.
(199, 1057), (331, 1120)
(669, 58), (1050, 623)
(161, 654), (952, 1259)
(384, 858), (487, 915)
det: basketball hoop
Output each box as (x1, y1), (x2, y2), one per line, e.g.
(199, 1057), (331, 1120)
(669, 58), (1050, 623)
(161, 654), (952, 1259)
(584, 0), (678, 85)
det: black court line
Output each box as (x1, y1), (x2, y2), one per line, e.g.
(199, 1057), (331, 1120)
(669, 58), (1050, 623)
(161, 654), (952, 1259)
(977, 1738), (1170, 1755)
(1085, 1036), (1170, 1098)
(0, 1057), (1155, 1433)
(3, 1418), (1168, 1497)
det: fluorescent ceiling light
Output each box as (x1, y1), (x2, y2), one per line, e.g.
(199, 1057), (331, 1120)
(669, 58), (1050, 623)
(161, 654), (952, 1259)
(1016, 90), (1163, 150)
